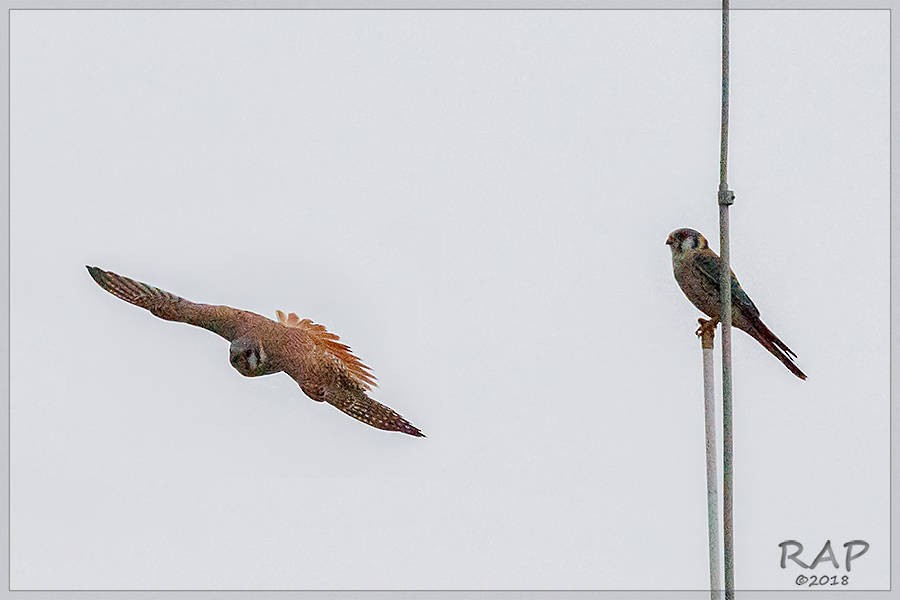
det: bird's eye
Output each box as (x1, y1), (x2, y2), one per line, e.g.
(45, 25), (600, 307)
(245, 349), (254, 358)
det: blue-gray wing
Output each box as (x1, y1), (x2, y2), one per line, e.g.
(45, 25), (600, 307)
(691, 252), (760, 319)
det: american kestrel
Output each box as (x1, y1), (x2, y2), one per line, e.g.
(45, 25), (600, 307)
(666, 228), (806, 380)
(86, 266), (425, 436)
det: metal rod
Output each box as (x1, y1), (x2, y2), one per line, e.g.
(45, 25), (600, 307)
(719, 205), (733, 600)
(700, 324), (722, 599)
(719, 2), (731, 190)
(717, 1), (735, 599)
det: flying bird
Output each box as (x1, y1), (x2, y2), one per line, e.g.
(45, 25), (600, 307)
(86, 266), (425, 436)
(666, 228), (806, 380)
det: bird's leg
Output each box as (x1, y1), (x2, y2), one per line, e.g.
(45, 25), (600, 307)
(695, 317), (719, 338)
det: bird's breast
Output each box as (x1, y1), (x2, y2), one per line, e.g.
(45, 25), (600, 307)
(673, 255), (721, 319)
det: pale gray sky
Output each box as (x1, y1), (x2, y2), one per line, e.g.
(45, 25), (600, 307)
(10, 9), (889, 590)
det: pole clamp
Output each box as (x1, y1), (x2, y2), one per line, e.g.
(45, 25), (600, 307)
(718, 189), (735, 206)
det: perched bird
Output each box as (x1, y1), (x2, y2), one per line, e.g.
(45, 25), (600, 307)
(666, 228), (806, 380)
(86, 266), (425, 436)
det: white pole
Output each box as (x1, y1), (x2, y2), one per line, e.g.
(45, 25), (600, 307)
(701, 322), (722, 599)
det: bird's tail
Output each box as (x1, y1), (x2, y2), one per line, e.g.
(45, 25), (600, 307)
(746, 317), (807, 380)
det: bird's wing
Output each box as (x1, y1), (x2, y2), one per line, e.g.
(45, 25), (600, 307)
(87, 266), (257, 341)
(276, 310), (377, 390)
(277, 310), (423, 436)
(691, 252), (760, 318)
(321, 377), (424, 437)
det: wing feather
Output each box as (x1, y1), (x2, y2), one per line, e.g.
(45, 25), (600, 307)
(691, 252), (760, 318)
(323, 379), (424, 437)
(87, 266), (252, 341)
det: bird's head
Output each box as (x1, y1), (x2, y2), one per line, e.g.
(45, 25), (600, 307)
(666, 228), (708, 256)
(229, 336), (267, 377)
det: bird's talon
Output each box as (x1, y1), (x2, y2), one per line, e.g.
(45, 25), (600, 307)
(695, 318), (716, 337)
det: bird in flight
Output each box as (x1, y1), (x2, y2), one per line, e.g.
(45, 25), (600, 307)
(86, 266), (425, 436)
(666, 228), (806, 380)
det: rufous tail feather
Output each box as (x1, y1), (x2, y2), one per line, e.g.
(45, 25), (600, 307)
(748, 318), (807, 380)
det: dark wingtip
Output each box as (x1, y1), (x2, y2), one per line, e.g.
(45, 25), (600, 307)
(400, 423), (426, 438)
(86, 265), (104, 285)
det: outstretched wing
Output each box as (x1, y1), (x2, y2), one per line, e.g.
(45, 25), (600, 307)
(691, 252), (760, 319)
(276, 310), (377, 390)
(323, 377), (425, 437)
(86, 266), (256, 341)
